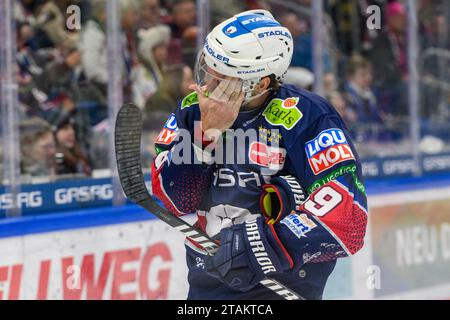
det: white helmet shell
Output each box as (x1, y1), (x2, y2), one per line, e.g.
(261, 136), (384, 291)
(202, 10), (293, 82)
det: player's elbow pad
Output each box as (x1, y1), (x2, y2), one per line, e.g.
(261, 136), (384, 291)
(151, 150), (213, 216)
(260, 175), (307, 224)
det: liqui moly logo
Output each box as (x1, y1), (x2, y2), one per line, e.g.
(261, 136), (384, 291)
(249, 142), (286, 170)
(305, 128), (355, 175)
(155, 113), (178, 145)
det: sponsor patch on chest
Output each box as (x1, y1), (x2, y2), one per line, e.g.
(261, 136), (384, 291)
(249, 142), (286, 171)
(262, 97), (302, 130)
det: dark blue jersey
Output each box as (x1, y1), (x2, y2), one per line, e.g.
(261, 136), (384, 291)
(152, 84), (368, 300)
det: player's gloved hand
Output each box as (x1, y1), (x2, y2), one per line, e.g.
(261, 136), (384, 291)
(260, 175), (307, 224)
(204, 216), (293, 292)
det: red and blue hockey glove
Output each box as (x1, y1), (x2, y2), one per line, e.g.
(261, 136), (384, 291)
(260, 175), (307, 224)
(204, 216), (293, 292)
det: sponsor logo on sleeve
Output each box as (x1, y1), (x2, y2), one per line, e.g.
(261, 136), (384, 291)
(249, 142), (286, 171)
(281, 212), (317, 239)
(307, 164), (366, 195)
(262, 97), (302, 130)
(305, 128), (355, 175)
(155, 113), (178, 145)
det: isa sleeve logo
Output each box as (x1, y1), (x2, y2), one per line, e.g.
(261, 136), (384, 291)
(305, 128), (355, 175)
(155, 113), (178, 145)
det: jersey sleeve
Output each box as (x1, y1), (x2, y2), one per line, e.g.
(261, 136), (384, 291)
(151, 93), (215, 216)
(274, 112), (368, 266)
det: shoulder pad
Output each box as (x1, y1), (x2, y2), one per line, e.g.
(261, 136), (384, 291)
(180, 91), (199, 109)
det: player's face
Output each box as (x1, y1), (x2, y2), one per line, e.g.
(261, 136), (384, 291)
(204, 67), (234, 92)
(195, 52), (243, 98)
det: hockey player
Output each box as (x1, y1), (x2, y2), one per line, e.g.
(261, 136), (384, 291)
(151, 10), (368, 300)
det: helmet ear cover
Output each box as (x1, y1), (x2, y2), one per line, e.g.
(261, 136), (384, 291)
(242, 74), (280, 102)
(242, 78), (260, 93)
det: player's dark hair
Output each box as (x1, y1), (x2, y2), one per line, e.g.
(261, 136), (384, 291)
(268, 74), (281, 91)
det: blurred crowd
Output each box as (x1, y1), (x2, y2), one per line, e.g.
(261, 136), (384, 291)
(13, 0), (198, 179)
(4, 0), (450, 180)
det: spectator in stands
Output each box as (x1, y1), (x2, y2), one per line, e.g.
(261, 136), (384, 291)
(16, 18), (83, 119)
(19, 117), (56, 177)
(366, 1), (408, 116)
(89, 119), (110, 170)
(421, 11), (447, 49)
(79, 2), (109, 89)
(42, 94), (93, 154)
(323, 72), (338, 96)
(33, 0), (79, 50)
(144, 63), (194, 115)
(326, 91), (357, 125)
(132, 24), (171, 109)
(139, 0), (162, 29)
(121, 0), (144, 101)
(279, 12), (331, 73)
(15, 0), (58, 49)
(16, 21), (46, 118)
(343, 55), (383, 124)
(168, 0), (196, 39)
(369, 1), (408, 83)
(166, 0), (198, 66)
(420, 11), (449, 120)
(52, 114), (92, 176)
(79, 1), (132, 124)
(328, 0), (384, 55)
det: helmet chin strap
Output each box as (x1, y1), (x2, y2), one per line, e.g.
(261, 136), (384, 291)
(241, 77), (272, 105)
(242, 88), (272, 106)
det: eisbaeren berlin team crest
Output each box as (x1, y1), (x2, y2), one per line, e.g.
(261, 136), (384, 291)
(262, 97), (303, 130)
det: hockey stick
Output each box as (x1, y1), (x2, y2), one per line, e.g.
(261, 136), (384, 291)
(114, 103), (303, 300)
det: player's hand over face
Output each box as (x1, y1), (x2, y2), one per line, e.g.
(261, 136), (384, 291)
(189, 78), (244, 137)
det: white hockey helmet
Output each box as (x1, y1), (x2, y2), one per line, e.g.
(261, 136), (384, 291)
(195, 9), (293, 102)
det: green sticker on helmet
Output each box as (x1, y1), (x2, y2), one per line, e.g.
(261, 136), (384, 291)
(262, 97), (302, 130)
(181, 92), (199, 109)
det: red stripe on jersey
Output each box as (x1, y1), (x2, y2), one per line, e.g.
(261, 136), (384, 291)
(300, 181), (367, 255)
(268, 223), (294, 269)
(151, 160), (185, 216)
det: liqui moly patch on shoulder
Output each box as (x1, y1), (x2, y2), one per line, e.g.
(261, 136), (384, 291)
(305, 128), (355, 175)
(155, 113), (178, 145)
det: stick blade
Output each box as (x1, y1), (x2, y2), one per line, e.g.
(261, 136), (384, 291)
(114, 103), (149, 202)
